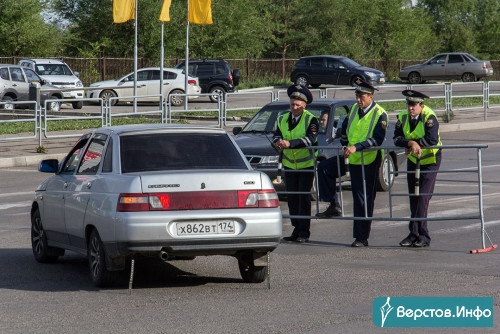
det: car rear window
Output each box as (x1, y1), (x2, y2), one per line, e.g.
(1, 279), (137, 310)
(120, 132), (247, 173)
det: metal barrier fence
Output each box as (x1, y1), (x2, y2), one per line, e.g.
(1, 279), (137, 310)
(2, 81), (500, 144)
(277, 144), (496, 253)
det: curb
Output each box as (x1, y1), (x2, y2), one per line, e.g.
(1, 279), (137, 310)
(0, 153), (67, 168)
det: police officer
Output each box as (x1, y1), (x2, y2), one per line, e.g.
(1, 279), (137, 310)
(342, 78), (387, 247)
(394, 90), (442, 248)
(274, 84), (319, 243)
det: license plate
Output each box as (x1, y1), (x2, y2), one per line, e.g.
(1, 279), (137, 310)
(176, 221), (235, 236)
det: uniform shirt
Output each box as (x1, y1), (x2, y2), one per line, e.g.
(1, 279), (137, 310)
(393, 113), (440, 149)
(273, 112), (319, 149)
(339, 100), (387, 150)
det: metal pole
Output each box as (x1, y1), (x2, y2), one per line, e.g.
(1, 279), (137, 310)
(133, 0), (138, 113)
(160, 23), (164, 105)
(184, 2), (190, 110)
(477, 148), (485, 249)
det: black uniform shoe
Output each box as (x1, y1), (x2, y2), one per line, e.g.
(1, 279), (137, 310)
(315, 203), (342, 218)
(413, 240), (430, 248)
(282, 235), (298, 243)
(296, 237), (309, 244)
(399, 236), (416, 247)
(351, 239), (368, 247)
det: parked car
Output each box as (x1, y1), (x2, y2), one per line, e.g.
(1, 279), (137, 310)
(290, 55), (385, 88)
(18, 58), (85, 109)
(87, 67), (202, 106)
(232, 99), (405, 192)
(31, 124), (281, 287)
(0, 64), (63, 112)
(174, 59), (240, 102)
(398, 52), (494, 84)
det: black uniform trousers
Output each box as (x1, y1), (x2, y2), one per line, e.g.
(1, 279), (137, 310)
(406, 153), (441, 244)
(351, 153), (382, 241)
(284, 166), (314, 239)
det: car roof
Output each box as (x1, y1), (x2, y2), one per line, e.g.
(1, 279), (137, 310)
(300, 55), (346, 59)
(92, 124), (227, 136)
(19, 59), (66, 64)
(262, 98), (356, 107)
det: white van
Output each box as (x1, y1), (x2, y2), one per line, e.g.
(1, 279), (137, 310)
(18, 59), (84, 109)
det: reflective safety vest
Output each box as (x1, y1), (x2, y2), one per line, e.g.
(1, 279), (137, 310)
(397, 106), (442, 165)
(278, 110), (318, 169)
(346, 104), (386, 165)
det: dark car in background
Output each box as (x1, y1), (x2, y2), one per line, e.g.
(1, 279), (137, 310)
(290, 55), (385, 88)
(232, 99), (404, 192)
(175, 59), (240, 102)
(398, 52), (494, 84)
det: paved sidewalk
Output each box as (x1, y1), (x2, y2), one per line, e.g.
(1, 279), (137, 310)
(1, 115), (500, 169)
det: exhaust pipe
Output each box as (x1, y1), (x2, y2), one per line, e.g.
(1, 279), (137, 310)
(159, 249), (169, 261)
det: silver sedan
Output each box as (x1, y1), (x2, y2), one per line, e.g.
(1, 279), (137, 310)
(31, 124), (282, 287)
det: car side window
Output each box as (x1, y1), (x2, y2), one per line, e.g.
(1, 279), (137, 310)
(197, 64), (215, 76)
(9, 68), (25, 82)
(0, 68), (8, 80)
(24, 69), (41, 83)
(77, 134), (108, 175)
(61, 136), (90, 174)
(137, 70), (150, 81)
(310, 58), (323, 68)
(164, 71), (177, 80)
(448, 55), (464, 63)
(430, 55), (447, 65)
(101, 137), (113, 173)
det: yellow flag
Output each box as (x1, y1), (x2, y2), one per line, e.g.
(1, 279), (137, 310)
(159, 0), (172, 22)
(188, 0), (213, 25)
(113, 0), (135, 23)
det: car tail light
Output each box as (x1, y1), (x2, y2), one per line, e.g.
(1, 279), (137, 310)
(117, 189), (279, 212)
(228, 72), (233, 84)
(188, 79), (197, 85)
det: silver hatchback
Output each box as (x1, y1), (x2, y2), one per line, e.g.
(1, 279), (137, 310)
(31, 124), (282, 287)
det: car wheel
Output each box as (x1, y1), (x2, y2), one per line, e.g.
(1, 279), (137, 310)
(48, 100), (61, 112)
(72, 101), (83, 109)
(169, 89), (184, 106)
(408, 72), (422, 84)
(350, 75), (363, 87)
(100, 90), (118, 106)
(31, 208), (64, 263)
(377, 153), (395, 192)
(88, 229), (118, 287)
(1, 96), (15, 110)
(209, 86), (226, 102)
(238, 255), (267, 283)
(462, 72), (476, 82)
(295, 75), (309, 87)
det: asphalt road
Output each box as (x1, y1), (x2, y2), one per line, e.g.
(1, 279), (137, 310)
(0, 129), (499, 333)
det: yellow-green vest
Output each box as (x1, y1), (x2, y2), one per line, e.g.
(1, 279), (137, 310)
(397, 106), (442, 165)
(278, 110), (318, 169)
(346, 104), (386, 165)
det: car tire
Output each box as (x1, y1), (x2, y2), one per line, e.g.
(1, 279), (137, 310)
(408, 72), (422, 84)
(294, 75), (309, 87)
(209, 86), (226, 103)
(48, 100), (61, 112)
(72, 101), (83, 109)
(169, 89), (184, 106)
(1, 96), (15, 110)
(100, 90), (118, 106)
(462, 72), (476, 82)
(238, 255), (267, 283)
(88, 229), (118, 287)
(377, 153), (395, 192)
(31, 208), (64, 263)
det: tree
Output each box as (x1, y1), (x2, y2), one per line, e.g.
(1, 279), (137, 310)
(0, 0), (63, 56)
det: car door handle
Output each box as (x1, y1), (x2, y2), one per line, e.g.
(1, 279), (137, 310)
(64, 182), (69, 188)
(87, 182), (92, 189)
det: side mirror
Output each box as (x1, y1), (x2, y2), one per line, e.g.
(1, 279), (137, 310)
(232, 126), (242, 135)
(38, 159), (59, 173)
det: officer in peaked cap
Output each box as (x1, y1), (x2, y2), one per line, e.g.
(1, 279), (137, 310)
(274, 84), (318, 243)
(287, 84), (314, 104)
(354, 77), (379, 95)
(316, 76), (387, 248)
(394, 89), (442, 248)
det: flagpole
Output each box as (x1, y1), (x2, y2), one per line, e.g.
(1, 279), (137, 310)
(184, 1), (189, 109)
(133, 0), (138, 112)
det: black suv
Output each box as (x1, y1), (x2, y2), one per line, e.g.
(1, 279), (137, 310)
(290, 55), (385, 88)
(175, 59), (240, 102)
